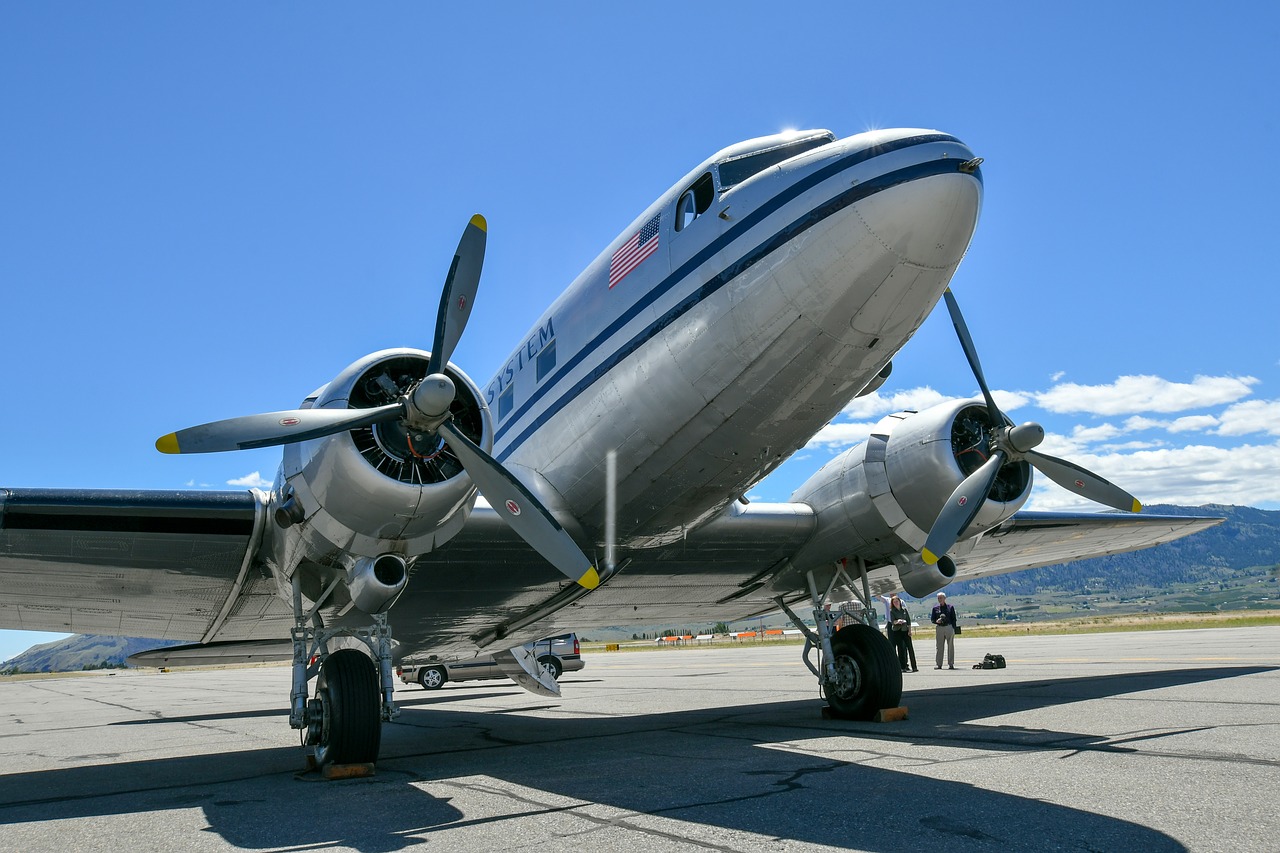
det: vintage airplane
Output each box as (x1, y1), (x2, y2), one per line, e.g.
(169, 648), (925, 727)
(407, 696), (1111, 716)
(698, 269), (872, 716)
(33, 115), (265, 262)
(0, 127), (1220, 768)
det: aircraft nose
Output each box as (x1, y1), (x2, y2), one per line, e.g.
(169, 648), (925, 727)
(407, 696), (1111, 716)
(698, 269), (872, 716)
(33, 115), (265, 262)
(851, 134), (983, 270)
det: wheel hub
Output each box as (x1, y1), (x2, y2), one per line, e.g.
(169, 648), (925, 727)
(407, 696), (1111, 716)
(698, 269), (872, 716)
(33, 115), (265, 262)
(305, 695), (328, 747)
(828, 654), (862, 699)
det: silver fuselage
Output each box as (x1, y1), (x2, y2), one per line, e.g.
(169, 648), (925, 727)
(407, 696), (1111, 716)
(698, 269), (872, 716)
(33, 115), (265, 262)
(492, 128), (982, 548)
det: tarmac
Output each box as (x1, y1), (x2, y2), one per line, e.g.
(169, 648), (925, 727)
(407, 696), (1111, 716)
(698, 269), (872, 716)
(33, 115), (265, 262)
(0, 626), (1276, 852)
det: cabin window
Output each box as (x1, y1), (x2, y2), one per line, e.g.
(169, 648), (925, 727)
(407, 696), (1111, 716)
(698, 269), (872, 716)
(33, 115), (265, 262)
(717, 134), (834, 189)
(536, 339), (557, 381)
(674, 172), (715, 232)
(498, 384), (514, 420)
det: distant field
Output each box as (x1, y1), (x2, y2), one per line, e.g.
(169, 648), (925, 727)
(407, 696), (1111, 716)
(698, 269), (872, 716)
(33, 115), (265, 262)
(581, 609), (1280, 653)
(959, 609), (1280, 637)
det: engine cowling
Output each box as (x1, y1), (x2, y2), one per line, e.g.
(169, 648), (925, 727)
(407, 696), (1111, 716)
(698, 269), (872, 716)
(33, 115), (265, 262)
(273, 348), (492, 571)
(788, 399), (1032, 594)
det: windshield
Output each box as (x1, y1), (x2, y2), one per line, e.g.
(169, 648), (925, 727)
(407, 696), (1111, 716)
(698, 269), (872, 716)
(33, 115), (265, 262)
(717, 134), (834, 189)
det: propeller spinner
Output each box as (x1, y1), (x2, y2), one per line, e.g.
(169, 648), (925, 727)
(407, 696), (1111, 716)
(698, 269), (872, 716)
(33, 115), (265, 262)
(156, 215), (601, 591)
(921, 289), (1142, 565)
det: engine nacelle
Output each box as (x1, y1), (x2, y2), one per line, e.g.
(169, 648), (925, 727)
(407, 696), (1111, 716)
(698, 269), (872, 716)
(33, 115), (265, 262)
(788, 399), (1032, 582)
(270, 348), (492, 575)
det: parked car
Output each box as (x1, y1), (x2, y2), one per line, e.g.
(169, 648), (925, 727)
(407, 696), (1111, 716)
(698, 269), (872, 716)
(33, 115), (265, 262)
(397, 633), (584, 689)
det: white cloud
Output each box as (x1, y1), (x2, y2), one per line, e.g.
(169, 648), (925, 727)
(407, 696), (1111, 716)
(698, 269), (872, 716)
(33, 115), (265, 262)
(1037, 423), (1124, 456)
(1215, 399), (1280, 437)
(1168, 415), (1221, 433)
(1123, 414), (1221, 434)
(794, 370), (1280, 513)
(805, 421), (879, 448)
(1033, 374), (1259, 415)
(992, 390), (1031, 411)
(227, 471), (273, 488)
(1024, 441), (1280, 511)
(1070, 423), (1124, 443)
(1096, 440), (1167, 452)
(839, 386), (955, 419)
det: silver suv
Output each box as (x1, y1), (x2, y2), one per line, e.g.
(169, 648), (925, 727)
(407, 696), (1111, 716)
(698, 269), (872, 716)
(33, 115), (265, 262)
(398, 633), (584, 690)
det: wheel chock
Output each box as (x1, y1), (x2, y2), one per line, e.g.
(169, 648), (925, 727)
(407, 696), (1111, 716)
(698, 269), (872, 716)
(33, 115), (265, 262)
(302, 754), (376, 779)
(820, 705), (909, 721)
(321, 762), (376, 780)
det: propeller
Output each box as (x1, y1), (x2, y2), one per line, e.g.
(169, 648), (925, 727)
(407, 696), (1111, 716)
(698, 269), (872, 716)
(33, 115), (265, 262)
(156, 214), (601, 591)
(921, 289), (1142, 566)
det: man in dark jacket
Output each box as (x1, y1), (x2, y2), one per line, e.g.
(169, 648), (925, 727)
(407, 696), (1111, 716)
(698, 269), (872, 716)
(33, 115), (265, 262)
(931, 592), (957, 669)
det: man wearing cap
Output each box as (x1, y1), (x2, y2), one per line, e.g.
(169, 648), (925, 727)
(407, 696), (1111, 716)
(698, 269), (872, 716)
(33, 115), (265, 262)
(931, 592), (957, 669)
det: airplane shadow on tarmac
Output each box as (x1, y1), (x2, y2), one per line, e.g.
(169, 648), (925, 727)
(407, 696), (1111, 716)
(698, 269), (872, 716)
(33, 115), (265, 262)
(0, 666), (1271, 852)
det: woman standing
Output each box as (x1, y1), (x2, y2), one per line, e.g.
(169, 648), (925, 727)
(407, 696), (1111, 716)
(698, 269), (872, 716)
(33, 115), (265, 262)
(887, 594), (918, 672)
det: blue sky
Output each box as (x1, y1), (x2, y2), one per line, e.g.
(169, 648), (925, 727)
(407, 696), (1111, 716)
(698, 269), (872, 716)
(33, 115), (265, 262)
(3, 4), (1278, 661)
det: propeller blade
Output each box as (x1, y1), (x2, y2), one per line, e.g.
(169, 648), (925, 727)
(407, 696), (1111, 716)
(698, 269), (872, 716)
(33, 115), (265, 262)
(1025, 449), (1143, 513)
(427, 215), (487, 376)
(156, 403), (402, 454)
(942, 289), (1002, 426)
(438, 420), (600, 590)
(923, 450), (1006, 564)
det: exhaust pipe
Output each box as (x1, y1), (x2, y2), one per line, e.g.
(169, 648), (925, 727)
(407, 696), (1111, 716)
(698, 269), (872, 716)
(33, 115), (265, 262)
(895, 553), (956, 599)
(348, 553), (408, 614)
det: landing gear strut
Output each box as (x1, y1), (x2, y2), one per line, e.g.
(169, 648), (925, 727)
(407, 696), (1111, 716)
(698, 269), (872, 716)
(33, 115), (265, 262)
(779, 558), (901, 719)
(289, 575), (398, 766)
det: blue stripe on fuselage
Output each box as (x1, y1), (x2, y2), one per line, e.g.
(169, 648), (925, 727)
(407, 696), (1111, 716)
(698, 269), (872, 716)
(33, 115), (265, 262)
(495, 133), (976, 461)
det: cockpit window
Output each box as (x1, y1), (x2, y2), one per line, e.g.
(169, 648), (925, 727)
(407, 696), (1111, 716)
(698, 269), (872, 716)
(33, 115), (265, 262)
(674, 172), (715, 232)
(716, 134), (835, 189)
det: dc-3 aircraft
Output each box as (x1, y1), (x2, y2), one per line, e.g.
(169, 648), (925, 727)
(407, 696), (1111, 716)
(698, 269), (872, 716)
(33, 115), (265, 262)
(0, 127), (1220, 768)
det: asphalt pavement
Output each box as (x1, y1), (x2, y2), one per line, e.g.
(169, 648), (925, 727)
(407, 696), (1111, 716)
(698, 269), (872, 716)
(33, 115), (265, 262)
(1, 627), (1276, 852)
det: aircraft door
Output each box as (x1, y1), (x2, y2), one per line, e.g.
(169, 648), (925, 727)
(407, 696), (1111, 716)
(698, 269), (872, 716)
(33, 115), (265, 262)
(669, 172), (725, 272)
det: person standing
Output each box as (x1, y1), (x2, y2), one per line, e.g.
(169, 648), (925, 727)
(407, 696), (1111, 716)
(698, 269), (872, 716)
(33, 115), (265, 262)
(886, 594), (918, 672)
(931, 591), (957, 669)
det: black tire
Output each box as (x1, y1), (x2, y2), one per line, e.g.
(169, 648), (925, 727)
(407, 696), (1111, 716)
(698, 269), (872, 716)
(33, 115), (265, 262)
(825, 623), (903, 720)
(418, 665), (448, 690)
(314, 649), (382, 766)
(536, 654), (563, 681)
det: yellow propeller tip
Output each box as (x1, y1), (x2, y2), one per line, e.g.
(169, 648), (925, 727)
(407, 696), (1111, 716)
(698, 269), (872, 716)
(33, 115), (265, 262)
(155, 433), (180, 454)
(577, 566), (600, 590)
(921, 548), (939, 565)
(469, 214), (487, 232)
(1132, 499), (1143, 513)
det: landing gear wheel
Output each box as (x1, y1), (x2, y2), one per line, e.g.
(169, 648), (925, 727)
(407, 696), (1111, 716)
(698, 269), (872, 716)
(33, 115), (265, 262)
(536, 655), (563, 681)
(418, 665), (448, 690)
(312, 649), (382, 766)
(825, 623), (902, 720)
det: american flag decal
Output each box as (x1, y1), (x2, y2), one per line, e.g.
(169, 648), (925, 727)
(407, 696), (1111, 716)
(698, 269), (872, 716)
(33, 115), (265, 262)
(608, 213), (661, 288)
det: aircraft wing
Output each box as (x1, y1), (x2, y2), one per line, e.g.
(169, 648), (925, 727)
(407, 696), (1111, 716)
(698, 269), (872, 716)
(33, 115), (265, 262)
(538, 506), (1224, 628)
(0, 488), (1223, 659)
(950, 510), (1226, 582)
(0, 488), (290, 643)
(391, 504), (1225, 652)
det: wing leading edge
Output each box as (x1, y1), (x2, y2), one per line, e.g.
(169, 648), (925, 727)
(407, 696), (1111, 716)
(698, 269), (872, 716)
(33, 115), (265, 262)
(950, 510), (1226, 583)
(0, 488), (287, 643)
